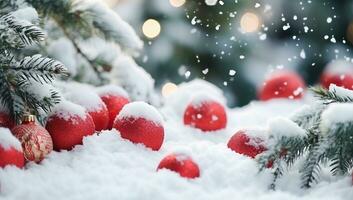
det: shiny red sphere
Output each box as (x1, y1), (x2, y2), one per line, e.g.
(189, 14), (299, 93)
(259, 71), (305, 101)
(184, 100), (227, 131)
(113, 117), (164, 151)
(157, 154), (200, 179)
(227, 131), (267, 158)
(0, 146), (25, 168)
(46, 114), (95, 151)
(320, 72), (353, 90)
(88, 105), (109, 131)
(100, 95), (129, 130)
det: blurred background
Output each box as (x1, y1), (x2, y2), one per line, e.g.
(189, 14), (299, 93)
(105, 0), (353, 107)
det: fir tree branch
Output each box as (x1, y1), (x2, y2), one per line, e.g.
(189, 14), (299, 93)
(311, 87), (353, 104)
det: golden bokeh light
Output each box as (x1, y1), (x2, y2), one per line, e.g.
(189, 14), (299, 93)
(142, 19), (161, 39)
(162, 82), (178, 97)
(169, 0), (186, 7)
(240, 12), (260, 33)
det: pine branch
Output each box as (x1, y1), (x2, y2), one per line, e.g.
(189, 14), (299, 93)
(0, 12), (45, 49)
(13, 54), (68, 84)
(311, 86), (353, 104)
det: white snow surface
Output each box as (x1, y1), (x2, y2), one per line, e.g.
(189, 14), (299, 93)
(267, 117), (306, 138)
(324, 60), (353, 74)
(321, 103), (353, 133)
(96, 84), (129, 98)
(0, 128), (22, 151)
(1, 83), (353, 200)
(57, 82), (106, 112)
(116, 101), (163, 125)
(329, 84), (353, 100)
(48, 100), (87, 122)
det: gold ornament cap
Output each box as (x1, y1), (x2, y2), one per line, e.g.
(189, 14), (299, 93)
(22, 115), (36, 123)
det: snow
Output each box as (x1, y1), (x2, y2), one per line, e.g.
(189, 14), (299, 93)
(321, 103), (353, 133)
(329, 84), (353, 100)
(324, 60), (353, 74)
(110, 55), (158, 104)
(76, 0), (143, 53)
(189, 93), (224, 107)
(1, 89), (353, 199)
(0, 128), (22, 151)
(96, 84), (129, 98)
(1, 95), (352, 200)
(57, 82), (106, 112)
(11, 7), (39, 23)
(116, 101), (163, 125)
(205, 0), (218, 6)
(267, 117), (306, 138)
(48, 100), (87, 122)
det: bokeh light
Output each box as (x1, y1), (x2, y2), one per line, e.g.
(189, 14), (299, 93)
(142, 19), (161, 39)
(161, 82), (178, 97)
(169, 0), (186, 7)
(240, 12), (260, 33)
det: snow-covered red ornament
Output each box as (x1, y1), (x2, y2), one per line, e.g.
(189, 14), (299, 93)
(0, 128), (25, 168)
(97, 85), (130, 130)
(184, 95), (227, 131)
(113, 102), (164, 151)
(45, 101), (95, 151)
(227, 130), (267, 158)
(320, 60), (353, 90)
(259, 71), (305, 101)
(157, 153), (200, 179)
(0, 111), (15, 129)
(11, 115), (53, 163)
(64, 86), (109, 131)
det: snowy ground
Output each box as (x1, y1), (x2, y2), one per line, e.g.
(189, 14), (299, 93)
(0, 93), (352, 200)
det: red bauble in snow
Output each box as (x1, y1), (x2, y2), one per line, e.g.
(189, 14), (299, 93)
(11, 115), (53, 163)
(259, 71), (305, 101)
(0, 111), (15, 129)
(0, 128), (25, 168)
(97, 85), (130, 130)
(227, 130), (267, 158)
(320, 72), (353, 90)
(45, 101), (95, 151)
(184, 98), (227, 131)
(87, 106), (109, 131)
(157, 153), (200, 179)
(113, 102), (164, 151)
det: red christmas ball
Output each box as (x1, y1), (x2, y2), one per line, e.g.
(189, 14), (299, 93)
(184, 98), (227, 131)
(157, 153), (200, 179)
(11, 115), (53, 163)
(0, 128), (25, 168)
(320, 72), (353, 90)
(87, 106), (109, 131)
(227, 130), (267, 158)
(259, 71), (305, 101)
(0, 112), (15, 129)
(113, 102), (164, 151)
(46, 102), (95, 151)
(97, 86), (130, 130)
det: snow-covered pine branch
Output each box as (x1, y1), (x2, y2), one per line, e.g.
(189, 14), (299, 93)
(0, 7), (45, 49)
(258, 85), (353, 189)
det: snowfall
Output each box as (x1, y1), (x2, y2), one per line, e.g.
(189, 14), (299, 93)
(0, 80), (352, 200)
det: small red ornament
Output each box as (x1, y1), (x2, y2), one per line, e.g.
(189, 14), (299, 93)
(157, 153), (200, 179)
(0, 112), (15, 129)
(227, 130), (267, 158)
(0, 128), (25, 168)
(259, 71), (305, 101)
(320, 72), (353, 90)
(101, 95), (129, 129)
(87, 105), (109, 131)
(113, 102), (164, 151)
(11, 115), (53, 163)
(184, 99), (227, 131)
(46, 102), (95, 151)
